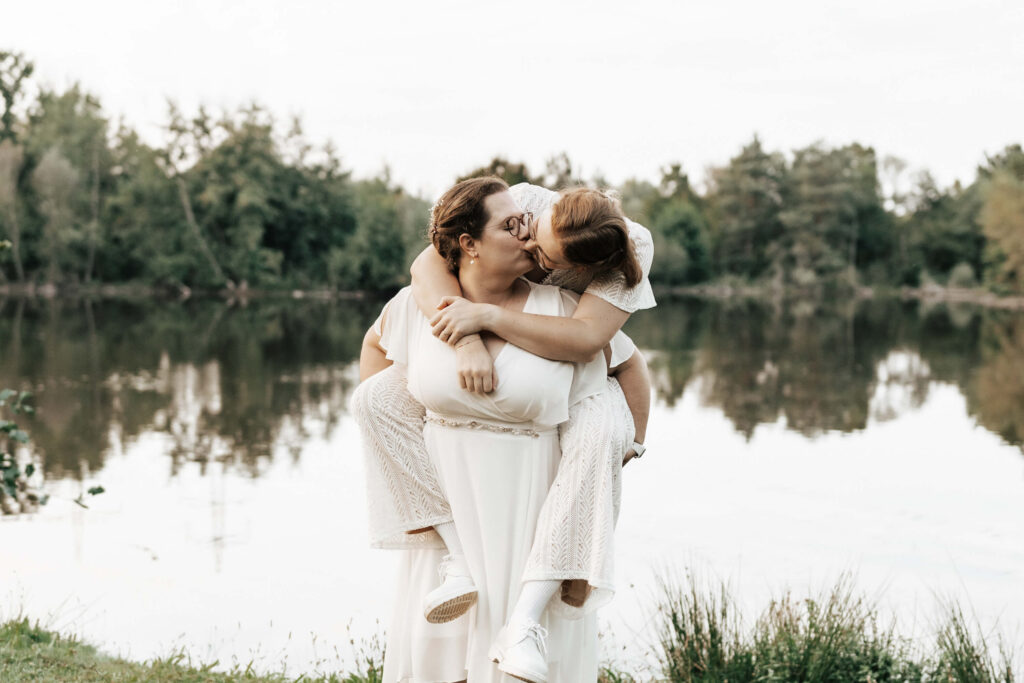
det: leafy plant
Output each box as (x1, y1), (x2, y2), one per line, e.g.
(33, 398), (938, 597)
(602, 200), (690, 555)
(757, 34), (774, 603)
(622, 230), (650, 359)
(0, 389), (44, 514)
(0, 388), (103, 515)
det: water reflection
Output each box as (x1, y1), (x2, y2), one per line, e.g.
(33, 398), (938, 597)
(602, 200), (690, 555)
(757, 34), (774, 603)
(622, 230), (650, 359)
(625, 296), (1021, 452)
(1, 294), (1021, 483)
(970, 315), (1024, 447)
(0, 296), (387, 479)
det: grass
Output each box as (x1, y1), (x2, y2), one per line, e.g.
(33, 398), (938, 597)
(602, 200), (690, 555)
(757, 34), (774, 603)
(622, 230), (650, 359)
(0, 617), (383, 683)
(4, 575), (1020, 682)
(652, 573), (1018, 682)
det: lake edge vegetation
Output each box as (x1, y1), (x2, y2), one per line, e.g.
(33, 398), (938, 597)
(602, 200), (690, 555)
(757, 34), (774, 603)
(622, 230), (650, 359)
(0, 616), (384, 683)
(2, 574), (1019, 682)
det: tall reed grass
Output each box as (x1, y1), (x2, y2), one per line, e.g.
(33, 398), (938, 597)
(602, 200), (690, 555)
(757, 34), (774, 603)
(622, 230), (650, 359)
(651, 574), (1017, 682)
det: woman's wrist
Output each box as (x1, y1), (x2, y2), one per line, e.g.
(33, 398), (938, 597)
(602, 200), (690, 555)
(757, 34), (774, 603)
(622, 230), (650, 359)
(482, 303), (503, 332)
(455, 333), (484, 349)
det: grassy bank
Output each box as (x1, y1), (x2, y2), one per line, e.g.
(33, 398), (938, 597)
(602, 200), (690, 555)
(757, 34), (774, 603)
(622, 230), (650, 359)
(640, 575), (1019, 683)
(0, 619), (382, 683)
(4, 576), (1020, 682)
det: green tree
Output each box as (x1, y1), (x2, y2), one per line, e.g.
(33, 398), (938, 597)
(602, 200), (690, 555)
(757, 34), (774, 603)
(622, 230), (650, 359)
(978, 144), (1024, 293)
(650, 165), (711, 285)
(618, 165), (713, 285)
(900, 174), (983, 285)
(22, 85), (113, 283)
(184, 105), (284, 286)
(161, 103), (366, 290)
(650, 199), (711, 284)
(99, 124), (191, 285)
(618, 177), (659, 228)
(896, 144), (1021, 289)
(542, 152), (582, 189)
(0, 140), (25, 280)
(457, 156), (539, 186)
(260, 140), (358, 288)
(30, 148), (79, 283)
(707, 136), (788, 280)
(162, 103), (232, 287)
(776, 143), (883, 286)
(980, 170), (1024, 293)
(0, 51), (33, 143)
(329, 175), (408, 290)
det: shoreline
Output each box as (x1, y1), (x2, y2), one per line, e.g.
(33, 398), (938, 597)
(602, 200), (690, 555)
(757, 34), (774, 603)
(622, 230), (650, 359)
(4, 572), (1020, 682)
(2, 281), (1024, 310)
(654, 283), (1024, 310)
(0, 281), (374, 302)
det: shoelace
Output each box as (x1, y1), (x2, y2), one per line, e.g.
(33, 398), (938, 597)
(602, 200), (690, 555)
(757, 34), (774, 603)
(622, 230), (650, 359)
(437, 554), (467, 581)
(520, 621), (549, 658)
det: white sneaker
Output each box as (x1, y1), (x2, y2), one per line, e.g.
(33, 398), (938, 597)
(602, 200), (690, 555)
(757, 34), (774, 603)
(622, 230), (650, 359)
(488, 617), (549, 683)
(423, 554), (478, 623)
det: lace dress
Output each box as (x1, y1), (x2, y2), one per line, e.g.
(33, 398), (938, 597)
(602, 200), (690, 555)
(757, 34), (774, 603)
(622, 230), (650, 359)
(509, 183), (653, 615)
(372, 281), (606, 682)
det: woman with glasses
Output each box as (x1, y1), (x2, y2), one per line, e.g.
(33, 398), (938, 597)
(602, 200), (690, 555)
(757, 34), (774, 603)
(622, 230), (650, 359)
(354, 178), (654, 682)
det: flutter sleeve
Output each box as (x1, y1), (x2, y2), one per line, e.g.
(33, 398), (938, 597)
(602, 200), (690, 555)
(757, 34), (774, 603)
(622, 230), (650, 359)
(373, 287), (419, 365)
(509, 182), (559, 215)
(608, 330), (636, 369)
(584, 218), (657, 313)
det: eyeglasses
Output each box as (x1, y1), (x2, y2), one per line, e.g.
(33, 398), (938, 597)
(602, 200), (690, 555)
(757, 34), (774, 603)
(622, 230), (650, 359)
(498, 211), (533, 239)
(523, 215), (554, 272)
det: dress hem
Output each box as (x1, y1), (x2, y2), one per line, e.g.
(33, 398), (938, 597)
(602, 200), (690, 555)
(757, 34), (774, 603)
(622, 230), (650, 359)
(370, 515), (454, 550)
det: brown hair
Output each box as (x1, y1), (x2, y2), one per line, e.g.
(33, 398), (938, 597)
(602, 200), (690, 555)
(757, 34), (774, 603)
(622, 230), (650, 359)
(551, 188), (642, 287)
(429, 176), (509, 273)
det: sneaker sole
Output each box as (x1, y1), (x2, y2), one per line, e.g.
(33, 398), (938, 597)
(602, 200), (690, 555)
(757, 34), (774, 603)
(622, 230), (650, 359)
(489, 649), (546, 683)
(424, 591), (478, 624)
(496, 661), (546, 683)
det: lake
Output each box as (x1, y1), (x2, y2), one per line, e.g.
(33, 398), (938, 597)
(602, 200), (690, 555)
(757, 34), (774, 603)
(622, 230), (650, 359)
(2, 294), (1022, 675)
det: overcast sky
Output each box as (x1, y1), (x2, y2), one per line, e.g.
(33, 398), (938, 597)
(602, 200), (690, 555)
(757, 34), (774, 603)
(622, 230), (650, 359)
(5, 0), (1023, 197)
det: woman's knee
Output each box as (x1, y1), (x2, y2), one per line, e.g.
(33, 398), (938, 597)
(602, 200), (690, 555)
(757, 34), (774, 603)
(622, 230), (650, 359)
(351, 365), (406, 416)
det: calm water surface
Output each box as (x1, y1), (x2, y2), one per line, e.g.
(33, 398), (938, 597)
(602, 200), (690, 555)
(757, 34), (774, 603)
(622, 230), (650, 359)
(1, 295), (1022, 675)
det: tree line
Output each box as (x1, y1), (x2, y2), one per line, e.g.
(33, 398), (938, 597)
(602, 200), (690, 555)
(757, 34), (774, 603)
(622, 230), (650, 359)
(1, 51), (1022, 294)
(0, 51), (429, 293)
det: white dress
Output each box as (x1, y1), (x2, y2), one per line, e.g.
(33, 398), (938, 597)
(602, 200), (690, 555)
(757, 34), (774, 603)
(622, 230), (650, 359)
(375, 280), (606, 683)
(349, 182), (657, 630)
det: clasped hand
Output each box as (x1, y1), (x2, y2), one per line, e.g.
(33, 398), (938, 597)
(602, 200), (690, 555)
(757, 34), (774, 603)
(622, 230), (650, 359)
(429, 296), (490, 345)
(430, 296), (497, 394)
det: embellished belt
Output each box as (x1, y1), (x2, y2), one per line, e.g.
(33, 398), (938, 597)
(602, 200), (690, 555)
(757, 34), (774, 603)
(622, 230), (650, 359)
(423, 413), (554, 439)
